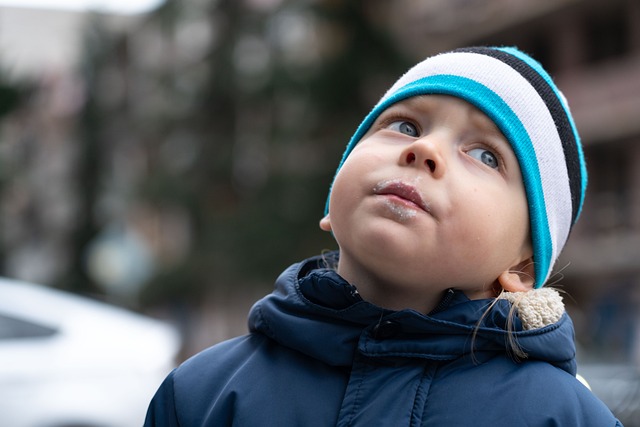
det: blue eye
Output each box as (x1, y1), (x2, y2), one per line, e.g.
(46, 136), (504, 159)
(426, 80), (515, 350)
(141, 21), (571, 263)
(388, 120), (419, 137)
(468, 148), (499, 169)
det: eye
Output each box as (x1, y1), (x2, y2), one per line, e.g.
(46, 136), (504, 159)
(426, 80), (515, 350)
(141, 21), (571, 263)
(387, 120), (419, 137)
(468, 147), (499, 169)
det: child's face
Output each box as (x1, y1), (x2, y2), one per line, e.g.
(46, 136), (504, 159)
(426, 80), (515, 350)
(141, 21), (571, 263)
(321, 95), (533, 306)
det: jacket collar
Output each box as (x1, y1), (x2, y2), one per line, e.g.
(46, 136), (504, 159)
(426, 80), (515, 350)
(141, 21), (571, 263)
(248, 254), (576, 374)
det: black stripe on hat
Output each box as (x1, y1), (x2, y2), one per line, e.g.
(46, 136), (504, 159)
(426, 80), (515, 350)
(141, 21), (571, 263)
(453, 47), (582, 224)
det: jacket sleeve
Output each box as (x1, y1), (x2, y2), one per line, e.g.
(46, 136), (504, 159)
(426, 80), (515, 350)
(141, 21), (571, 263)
(144, 369), (180, 427)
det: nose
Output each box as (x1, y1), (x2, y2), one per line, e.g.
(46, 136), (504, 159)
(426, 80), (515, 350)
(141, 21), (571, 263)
(399, 135), (446, 178)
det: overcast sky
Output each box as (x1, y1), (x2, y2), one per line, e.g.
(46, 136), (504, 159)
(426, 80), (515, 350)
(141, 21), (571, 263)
(0, 0), (164, 15)
(0, 1), (164, 77)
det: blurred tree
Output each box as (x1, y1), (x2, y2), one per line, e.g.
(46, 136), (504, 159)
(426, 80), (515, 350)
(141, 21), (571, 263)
(63, 16), (112, 295)
(0, 71), (33, 274)
(72, 0), (411, 308)
(141, 0), (410, 305)
(0, 80), (23, 119)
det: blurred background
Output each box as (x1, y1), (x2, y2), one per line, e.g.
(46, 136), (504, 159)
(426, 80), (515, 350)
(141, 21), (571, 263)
(0, 0), (639, 425)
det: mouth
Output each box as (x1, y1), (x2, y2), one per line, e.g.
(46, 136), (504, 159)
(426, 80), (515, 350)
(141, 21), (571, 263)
(373, 180), (431, 214)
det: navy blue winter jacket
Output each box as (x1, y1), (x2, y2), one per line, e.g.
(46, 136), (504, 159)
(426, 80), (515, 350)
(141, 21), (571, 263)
(144, 254), (622, 426)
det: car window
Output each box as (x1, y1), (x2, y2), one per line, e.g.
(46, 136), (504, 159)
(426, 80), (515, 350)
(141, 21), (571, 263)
(0, 313), (57, 339)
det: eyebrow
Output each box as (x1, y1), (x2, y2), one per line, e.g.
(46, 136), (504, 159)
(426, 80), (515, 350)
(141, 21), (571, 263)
(378, 96), (507, 142)
(469, 108), (504, 138)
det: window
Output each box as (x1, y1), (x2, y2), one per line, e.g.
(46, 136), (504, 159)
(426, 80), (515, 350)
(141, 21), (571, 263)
(582, 143), (631, 233)
(585, 4), (630, 64)
(0, 314), (57, 340)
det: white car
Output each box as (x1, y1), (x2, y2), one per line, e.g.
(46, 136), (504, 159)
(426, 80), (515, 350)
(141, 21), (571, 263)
(0, 276), (180, 427)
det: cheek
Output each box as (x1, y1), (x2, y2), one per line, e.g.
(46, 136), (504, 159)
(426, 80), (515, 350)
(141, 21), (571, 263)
(452, 189), (530, 261)
(327, 165), (365, 234)
(329, 169), (359, 213)
(329, 150), (382, 208)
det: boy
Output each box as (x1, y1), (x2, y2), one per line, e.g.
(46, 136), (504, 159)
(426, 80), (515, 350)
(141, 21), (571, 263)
(144, 47), (622, 426)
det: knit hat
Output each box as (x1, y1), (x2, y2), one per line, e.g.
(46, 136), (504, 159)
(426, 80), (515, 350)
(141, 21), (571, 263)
(325, 46), (586, 288)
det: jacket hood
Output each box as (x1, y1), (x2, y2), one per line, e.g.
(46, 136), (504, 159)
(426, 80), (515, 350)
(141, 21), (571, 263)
(248, 255), (577, 374)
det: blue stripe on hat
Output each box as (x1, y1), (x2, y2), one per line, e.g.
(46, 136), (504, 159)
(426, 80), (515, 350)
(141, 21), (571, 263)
(325, 74), (553, 287)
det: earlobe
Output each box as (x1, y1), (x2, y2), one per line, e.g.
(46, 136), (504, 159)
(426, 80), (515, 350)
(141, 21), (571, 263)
(497, 257), (535, 292)
(319, 215), (332, 232)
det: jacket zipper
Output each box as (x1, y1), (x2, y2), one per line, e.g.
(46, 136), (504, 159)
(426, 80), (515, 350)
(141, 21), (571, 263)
(428, 288), (456, 315)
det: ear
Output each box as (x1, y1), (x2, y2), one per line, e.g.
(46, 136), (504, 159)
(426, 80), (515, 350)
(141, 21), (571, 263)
(496, 257), (535, 293)
(319, 214), (332, 232)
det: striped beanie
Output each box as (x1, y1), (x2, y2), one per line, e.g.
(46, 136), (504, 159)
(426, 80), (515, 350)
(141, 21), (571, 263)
(326, 46), (586, 288)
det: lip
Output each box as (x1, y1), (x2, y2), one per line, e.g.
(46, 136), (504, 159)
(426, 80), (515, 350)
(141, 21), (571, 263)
(373, 180), (431, 214)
